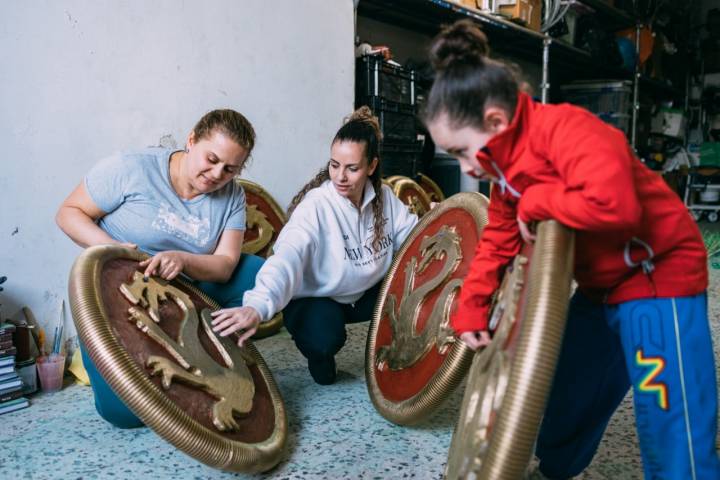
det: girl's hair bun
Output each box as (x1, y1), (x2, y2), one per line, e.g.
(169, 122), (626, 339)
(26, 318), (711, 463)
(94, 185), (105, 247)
(429, 19), (490, 72)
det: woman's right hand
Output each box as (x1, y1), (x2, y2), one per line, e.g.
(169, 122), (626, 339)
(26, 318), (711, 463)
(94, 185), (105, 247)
(210, 306), (261, 347)
(459, 330), (492, 351)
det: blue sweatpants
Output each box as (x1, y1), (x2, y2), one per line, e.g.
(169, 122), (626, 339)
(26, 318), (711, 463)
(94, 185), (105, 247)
(536, 291), (720, 480)
(81, 254), (265, 429)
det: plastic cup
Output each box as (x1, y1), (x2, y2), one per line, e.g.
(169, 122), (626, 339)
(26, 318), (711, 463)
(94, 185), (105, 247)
(36, 354), (65, 392)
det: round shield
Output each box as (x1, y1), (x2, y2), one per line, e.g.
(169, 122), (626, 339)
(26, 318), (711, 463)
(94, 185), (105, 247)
(384, 175), (405, 187)
(237, 179), (287, 259)
(365, 192), (489, 425)
(445, 220), (575, 479)
(392, 177), (433, 218)
(69, 245), (287, 473)
(417, 173), (445, 203)
(236, 179), (286, 339)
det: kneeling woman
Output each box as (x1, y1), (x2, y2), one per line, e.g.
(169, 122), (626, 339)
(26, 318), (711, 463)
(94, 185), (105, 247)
(211, 107), (418, 385)
(57, 109), (262, 427)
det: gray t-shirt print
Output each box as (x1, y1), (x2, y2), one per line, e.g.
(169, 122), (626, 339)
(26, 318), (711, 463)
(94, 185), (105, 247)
(85, 147), (246, 256)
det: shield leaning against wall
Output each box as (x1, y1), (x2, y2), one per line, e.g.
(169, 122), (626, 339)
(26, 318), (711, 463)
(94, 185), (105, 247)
(365, 192), (489, 425)
(445, 220), (575, 479)
(69, 245), (287, 473)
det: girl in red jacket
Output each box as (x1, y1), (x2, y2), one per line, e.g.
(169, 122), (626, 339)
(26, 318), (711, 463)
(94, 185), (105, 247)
(425, 20), (720, 480)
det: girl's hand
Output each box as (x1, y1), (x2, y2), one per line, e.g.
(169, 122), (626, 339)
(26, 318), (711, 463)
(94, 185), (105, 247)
(517, 216), (536, 244)
(211, 306), (261, 347)
(459, 330), (492, 351)
(139, 251), (187, 280)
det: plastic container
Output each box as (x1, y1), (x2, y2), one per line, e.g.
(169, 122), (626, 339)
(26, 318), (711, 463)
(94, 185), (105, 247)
(381, 141), (424, 178)
(361, 96), (418, 143)
(356, 55), (415, 105)
(597, 112), (631, 134)
(16, 359), (37, 394)
(700, 142), (720, 168)
(36, 354), (65, 392)
(561, 80), (632, 115)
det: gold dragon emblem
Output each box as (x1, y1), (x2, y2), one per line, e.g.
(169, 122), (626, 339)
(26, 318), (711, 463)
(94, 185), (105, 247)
(242, 204), (276, 256)
(119, 271), (256, 432)
(376, 225), (463, 371)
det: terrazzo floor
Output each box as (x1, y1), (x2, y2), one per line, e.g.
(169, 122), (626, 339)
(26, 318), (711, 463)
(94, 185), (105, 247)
(2, 261), (720, 479)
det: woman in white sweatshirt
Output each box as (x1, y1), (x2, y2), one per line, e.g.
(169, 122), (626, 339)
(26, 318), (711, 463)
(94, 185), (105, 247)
(211, 107), (419, 384)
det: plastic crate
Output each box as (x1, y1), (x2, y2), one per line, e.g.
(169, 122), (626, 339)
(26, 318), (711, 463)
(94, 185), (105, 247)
(561, 80), (632, 115)
(362, 96), (418, 143)
(381, 141), (423, 178)
(597, 112), (630, 133)
(356, 55), (415, 105)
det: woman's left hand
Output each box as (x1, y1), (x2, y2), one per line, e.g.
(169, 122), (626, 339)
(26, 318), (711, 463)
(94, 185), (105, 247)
(517, 216), (536, 244)
(139, 251), (187, 281)
(211, 306), (261, 347)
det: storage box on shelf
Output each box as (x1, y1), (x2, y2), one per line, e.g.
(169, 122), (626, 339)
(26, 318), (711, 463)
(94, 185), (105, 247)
(381, 141), (424, 178)
(360, 96), (419, 143)
(356, 55), (416, 106)
(561, 80), (632, 134)
(561, 80), (632, 115)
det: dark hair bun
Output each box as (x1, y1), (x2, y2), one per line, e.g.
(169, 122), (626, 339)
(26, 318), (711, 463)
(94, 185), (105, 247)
(429, 19), (490, 72)
(346, 106), (383, 141)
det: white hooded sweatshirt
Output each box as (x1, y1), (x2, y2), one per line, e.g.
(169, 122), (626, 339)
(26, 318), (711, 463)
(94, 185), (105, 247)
(243, 179), (418, 322)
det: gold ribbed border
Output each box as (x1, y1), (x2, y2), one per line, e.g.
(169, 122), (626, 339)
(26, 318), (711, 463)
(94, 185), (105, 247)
(236, 178), (287, 231)
(236, 178), (286, 338)
(418, 173), (446, 202)
(68, 245), (287, 473)
(392, 177), (433, 213)
(365, 192), (490, 425)
(445, 220), (575, 479)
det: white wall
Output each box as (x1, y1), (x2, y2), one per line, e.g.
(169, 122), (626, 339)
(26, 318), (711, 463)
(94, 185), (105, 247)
(0, 1), (355, 339)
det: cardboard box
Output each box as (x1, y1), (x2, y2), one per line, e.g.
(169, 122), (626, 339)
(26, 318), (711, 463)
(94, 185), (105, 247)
(651, 107), (686, 140)
(452, 0), (480, 10)
(498, 0), (542, 32)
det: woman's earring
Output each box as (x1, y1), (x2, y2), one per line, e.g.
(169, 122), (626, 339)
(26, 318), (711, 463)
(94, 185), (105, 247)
(184, 147), (189, 153)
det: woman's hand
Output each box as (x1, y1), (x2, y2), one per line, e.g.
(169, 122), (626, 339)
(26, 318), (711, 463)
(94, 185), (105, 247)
(459, 330), (492, 351)
(517, 216), (536, 244)
(211, 306), (261, 347)
(139, 250), (187, 281)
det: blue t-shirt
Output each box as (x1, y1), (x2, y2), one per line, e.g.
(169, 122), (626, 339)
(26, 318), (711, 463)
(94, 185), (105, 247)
(85, 148), (246, 256)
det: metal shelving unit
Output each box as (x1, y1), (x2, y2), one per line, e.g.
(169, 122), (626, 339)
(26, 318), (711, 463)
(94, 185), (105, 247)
(358, 0), (632, 106)
(357, 0), (687, 147)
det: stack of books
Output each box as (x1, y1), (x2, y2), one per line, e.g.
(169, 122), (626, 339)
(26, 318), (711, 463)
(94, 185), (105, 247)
(0, 323), (29, 415)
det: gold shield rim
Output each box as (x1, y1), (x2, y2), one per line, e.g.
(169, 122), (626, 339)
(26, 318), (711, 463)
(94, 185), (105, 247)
(365, 191), (490, 425)
(236, 178), (288, 232)
(236, 178), (286, 338)
(445, 220), (575, 479)
(392, 177), (433, 217)
(68, 245), (288, 473)
(417, 173), (446, 203)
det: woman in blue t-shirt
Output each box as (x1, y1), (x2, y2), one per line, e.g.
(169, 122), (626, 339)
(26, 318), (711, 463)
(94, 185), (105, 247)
(56, 109), (263, 428)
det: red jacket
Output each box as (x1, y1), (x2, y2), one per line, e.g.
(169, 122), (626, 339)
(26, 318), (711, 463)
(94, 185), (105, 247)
(452, 92), (708, 334)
